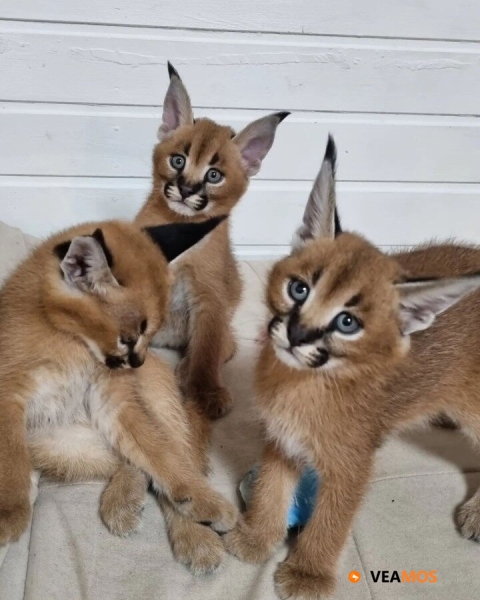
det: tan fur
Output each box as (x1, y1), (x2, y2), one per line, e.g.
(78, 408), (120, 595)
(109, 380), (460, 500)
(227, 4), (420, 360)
(225, 139), (480, 598)
(136, 66), (287, 421)
(0, 220), (238, 572)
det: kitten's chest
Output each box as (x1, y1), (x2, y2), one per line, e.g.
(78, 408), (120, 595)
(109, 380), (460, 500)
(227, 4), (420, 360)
(26, 363), (95, 430)
(152, 275), (192, 349)
(259, 394), (314, 464)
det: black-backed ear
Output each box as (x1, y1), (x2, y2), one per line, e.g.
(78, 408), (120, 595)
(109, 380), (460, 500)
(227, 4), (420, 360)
(144, 216), (226, 263)
(54, 240), (72, 261)
(232, 111), (289, 177)
(59, 236), (118, 294)
(292, 134), (337, 249)
(395, 274), (480, 335)
(91, 228), (113, 268)
(158, 62), (194, 142)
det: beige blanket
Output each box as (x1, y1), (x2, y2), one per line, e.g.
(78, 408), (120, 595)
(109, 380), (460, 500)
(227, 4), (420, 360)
(0, 221), (478, 599)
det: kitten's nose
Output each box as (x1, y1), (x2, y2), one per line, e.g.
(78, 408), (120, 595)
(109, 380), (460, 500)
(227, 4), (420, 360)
(178, 183), (192, 199)
(287, 318), (323, 347)
(177, 176), (192, 200)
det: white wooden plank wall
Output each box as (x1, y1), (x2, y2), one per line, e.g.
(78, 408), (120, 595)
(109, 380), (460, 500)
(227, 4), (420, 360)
(1, 2), (480, 257)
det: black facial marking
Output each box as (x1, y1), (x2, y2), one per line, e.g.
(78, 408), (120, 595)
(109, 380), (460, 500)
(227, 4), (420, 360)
(105, 355), (125, 370)
(312, 269), (322, 285)
(53, 240), (71, 261)
(309, 349), (329, 368)
(128, 352), (143, 369)
(345, 293), (362, 307)
(211, 152), (219, 165)
(268, 316), (282, 337)
(91, 228), (113, 268)
(191, 181), (203, 195)
(140, 319), (147, 334)
(184, 143), (191, 156)
(120, 337), (136, 349)
(164, 181), (173, 197)
(287, 308), (324, 347)
(177, 174), (185, 187)
(195, 196), (208, 211)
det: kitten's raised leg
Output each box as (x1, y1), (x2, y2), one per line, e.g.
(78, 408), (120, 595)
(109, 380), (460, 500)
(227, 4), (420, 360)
(0, 388), (32, 545)
(274, 453), (373, 600)
(225, 441), (300, 563)
(95, 370), (238, 531)
(182, 298), (234, 419)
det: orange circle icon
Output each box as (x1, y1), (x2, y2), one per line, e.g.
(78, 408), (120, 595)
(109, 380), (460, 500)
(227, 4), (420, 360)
(348, 571), (361, 583)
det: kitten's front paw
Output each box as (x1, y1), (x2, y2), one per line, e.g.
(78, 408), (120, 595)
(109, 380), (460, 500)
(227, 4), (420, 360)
(173, 489), (238, 533)
(224, 520), (276, 564)
(171, 521), (226, 576)
(274, 560), (335, 599)
(0, 501), (31, 546)
(458, 497), (480, 541)
(100, 471), (146, 537)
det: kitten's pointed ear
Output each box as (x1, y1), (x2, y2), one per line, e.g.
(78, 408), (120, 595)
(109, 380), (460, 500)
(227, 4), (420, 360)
(144, 216), (226, 263)
(292, 135), (337, 250)
(396, 275), (480, 335)
(233, 111), (289, 177)
(158, 62), (194, 141)
(56, 233), (118, 294)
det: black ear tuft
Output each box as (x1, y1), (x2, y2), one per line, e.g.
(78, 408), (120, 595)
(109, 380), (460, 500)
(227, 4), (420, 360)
(53, 240), (71, 260)
(144, 216), (227, 263)
(274, 111), (290, 123)
(324, 134), (337, 172)
(167, 61), (181, 80)
(90, 229), (113, 268)
(334, 208), (342, 237)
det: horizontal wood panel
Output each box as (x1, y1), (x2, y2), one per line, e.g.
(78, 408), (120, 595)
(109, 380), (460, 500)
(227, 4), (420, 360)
(4, 1), (480, 42)
(1, 177), (479, 248)
(1, 23), (480, 115)
(2, 104), (480, 182)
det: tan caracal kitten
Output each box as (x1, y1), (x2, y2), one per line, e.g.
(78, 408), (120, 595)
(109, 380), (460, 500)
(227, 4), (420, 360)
(0, 217), (239, 573)
(135, 63), (288, 419)
(225, 136), (480, 599)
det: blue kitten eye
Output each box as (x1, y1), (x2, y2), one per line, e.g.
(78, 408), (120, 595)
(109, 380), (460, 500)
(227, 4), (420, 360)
(170, 154), (185, 170)
(334, 312), (360, 335)
(205, 168), (223, 184)
(288, 279), (309, 303)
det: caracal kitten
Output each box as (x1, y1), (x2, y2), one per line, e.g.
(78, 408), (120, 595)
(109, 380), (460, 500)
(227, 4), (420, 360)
(0, 217), (238, 575)
(226, 137), (480, 598)
(136, 62), (288, 419)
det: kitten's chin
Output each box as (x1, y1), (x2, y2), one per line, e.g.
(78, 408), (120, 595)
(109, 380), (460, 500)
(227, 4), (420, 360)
(167, 198), (213, 218)
(167, 199), (198, 217)
(272, 344), (308, 370)
(272, 343), (344, 373)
